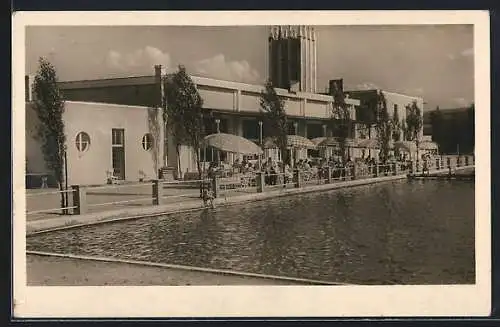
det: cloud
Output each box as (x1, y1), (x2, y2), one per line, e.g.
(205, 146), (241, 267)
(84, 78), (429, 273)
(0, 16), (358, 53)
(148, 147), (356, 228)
(105, 46), (171, 72)
(352, 82), (380, 91)
(406, 87), (424, 95)
(453, 97), (471, 107)
(461, 48), (474, 57)
(193, 54), (260, 83)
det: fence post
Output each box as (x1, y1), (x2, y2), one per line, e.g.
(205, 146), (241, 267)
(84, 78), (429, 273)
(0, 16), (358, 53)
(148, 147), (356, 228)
(352, 164), (357, 180)
(326, 166), (332, 183)
(294, 169), (302, 188)
(436, 158), (440, 170)
(446, 157), (451, 169)
(465, 156), (469, 166)
(152, 180), (163, 205)
(256, 172), (265, 193)
(211, 176), (219, 198)
(374, 163), (379, 177)
(71, 185), (87, 215)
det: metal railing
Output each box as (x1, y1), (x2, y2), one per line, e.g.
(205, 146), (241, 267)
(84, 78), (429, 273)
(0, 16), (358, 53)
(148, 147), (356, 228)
(26, 188), (77, 216)
(27, 155), (474, 217)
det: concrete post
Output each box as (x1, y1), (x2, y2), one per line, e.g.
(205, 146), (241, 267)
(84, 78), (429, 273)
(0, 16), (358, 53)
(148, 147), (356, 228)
(211, 176), (219, 198)
(410, 160), (415, 175)
(256, 172), (265, 193)
(152, 179), (163, 205)
(294, 169), (302, 188)
(374, 163), (379, 177)
(465, 156), (469, 166)
(395, 162), (400, 175)
(352, 164), (357, 180)
(71, 185), (87, 215)
(436, 158), (440, 170)
(446, 157), (451, 169)
(326, 166), (332, 183)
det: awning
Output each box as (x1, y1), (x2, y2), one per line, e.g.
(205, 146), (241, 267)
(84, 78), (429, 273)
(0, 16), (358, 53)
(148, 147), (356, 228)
(263, 135), (316, 149)
(419, 141), (439, 150)
(203, 133), (263, 155)
(393, 141), (417, 153)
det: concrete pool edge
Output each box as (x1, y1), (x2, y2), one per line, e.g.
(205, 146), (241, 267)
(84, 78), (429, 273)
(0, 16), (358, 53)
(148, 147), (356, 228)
(26, 166), (473, 235)
(27, 250), (351, 286)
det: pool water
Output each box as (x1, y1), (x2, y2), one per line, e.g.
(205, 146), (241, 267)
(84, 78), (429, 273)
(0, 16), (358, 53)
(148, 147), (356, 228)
(27, 179), (475, 285)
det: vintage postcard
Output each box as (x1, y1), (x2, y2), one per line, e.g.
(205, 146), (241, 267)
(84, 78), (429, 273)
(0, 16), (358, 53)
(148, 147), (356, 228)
(12, 10), (490, 318)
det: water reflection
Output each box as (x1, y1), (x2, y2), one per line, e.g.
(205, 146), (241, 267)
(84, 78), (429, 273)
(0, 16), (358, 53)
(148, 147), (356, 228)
(27, 179), (475, 284)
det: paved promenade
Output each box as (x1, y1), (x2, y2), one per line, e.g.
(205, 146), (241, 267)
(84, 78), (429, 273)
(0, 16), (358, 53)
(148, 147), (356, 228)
(27, 253), (305, 286)
(26, 181), (256, 221)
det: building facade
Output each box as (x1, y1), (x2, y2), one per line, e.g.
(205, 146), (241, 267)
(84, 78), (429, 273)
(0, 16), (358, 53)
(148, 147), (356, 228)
(25, 25), (427, 186)
(49, 66), (359, 177)
(26, 99), (164, 186)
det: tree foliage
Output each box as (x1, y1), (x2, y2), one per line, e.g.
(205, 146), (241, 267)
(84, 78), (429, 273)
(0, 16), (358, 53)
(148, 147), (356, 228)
(404, 101), (423, 142)
(391, 105), (401, 142)
(430, 104), (474, 154)
(164, 65), (205, 179)
(429, 106), (444, 151)
(330, 81), (351, 162)
(260, 80), (288, 168)
(32, 57), (67, 211)
(375, 91), (392, 163)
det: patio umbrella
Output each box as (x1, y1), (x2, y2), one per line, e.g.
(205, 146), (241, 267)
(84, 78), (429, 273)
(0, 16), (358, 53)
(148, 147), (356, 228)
(393, 141), (417, 153)
(419, 141), (439, 150)
(312, 137), (357, 148)
(311, 137), (327, 147)
(357, 138), (379, 149)
(203, 133), (263, 155)
(263, 135), (317, 149)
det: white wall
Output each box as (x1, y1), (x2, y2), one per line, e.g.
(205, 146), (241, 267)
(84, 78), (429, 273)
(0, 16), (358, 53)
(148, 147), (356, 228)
(26, 101), (164, 186)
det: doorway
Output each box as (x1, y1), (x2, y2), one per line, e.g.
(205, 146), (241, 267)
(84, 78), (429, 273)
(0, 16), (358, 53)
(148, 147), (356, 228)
(112, 128), (125, 180)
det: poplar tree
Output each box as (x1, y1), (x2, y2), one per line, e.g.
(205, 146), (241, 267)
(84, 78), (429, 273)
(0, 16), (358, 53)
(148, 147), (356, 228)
(164, 65), (205, 186)
(260, 80), (288, 172)
(32, 57), (68, 213)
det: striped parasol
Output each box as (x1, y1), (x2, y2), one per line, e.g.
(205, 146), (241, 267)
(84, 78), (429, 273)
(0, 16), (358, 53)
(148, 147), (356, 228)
(311, 137), (357, 148)
(203, 133), (263, 155)
(419, 141), (439, 150)
(393, 141), (417, 153)
(263, 135), (316, 149)
(357, 138), (379, 149)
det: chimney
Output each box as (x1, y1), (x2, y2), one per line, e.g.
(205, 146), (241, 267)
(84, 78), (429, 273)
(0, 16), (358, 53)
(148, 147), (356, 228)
(25, 75), (35, 102)
(154, 65), (167, 108)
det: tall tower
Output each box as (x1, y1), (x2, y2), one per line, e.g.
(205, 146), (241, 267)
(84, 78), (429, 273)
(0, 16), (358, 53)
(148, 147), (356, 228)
(268, 25), (317, 93)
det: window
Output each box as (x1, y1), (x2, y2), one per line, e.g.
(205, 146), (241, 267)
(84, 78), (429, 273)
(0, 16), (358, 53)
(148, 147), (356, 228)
(112, 129), (124, 146)
(142, 133), (154, 151)
(75, 132), (91, 152)
(242, 120), (259, 140)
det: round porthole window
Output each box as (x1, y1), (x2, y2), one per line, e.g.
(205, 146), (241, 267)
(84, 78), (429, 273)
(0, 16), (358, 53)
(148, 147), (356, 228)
(142, 133), (154, 151)
(75, 132), (91, 152)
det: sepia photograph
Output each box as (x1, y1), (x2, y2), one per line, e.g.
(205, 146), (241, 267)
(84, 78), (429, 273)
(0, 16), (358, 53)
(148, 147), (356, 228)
(12, 11), (490, 318)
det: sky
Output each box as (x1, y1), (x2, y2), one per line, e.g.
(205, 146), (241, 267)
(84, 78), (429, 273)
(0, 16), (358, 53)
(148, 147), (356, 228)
(25, 25), (474, 110)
